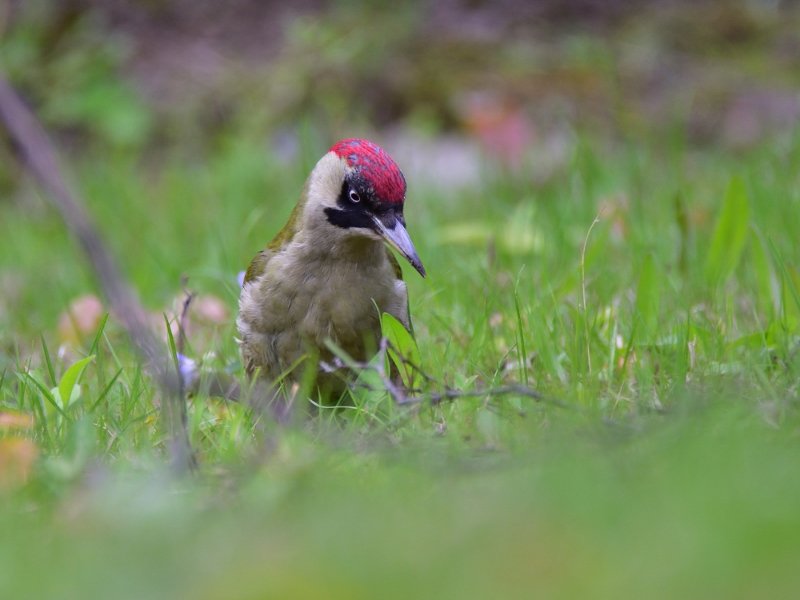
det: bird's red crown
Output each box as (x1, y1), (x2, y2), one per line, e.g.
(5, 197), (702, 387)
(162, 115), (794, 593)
(330, 139), (406, 204)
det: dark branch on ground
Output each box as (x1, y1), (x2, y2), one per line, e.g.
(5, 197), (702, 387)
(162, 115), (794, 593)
(0, 70), (195, 473)
(321, 337), (563, 411)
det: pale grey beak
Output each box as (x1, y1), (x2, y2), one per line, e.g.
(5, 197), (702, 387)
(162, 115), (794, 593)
(372, 215), (426, 278)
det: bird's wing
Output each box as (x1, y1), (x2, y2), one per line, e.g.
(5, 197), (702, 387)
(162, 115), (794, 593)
(385, 245), (404, 281)
(243, 181), (311, 285)
(385, 246), (415, 338)
(242, 248), (274, 285)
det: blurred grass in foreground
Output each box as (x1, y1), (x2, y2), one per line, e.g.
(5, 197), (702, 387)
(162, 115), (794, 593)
(2, 399), (799, 600)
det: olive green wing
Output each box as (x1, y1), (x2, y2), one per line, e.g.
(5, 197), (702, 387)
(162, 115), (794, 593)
(384, 246), (415, 338)
(385, 245), (404, 281)
(243, 181), (310, 285)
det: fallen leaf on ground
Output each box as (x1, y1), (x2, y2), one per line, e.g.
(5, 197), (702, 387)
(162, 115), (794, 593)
(0, 438), (38, 489)
(192, 295), (229, 325)
(57, 294), (104, 344)
(0, 412), (34, 430)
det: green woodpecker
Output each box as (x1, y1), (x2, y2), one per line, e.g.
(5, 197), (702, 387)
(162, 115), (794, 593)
(237, 139), (425, 398)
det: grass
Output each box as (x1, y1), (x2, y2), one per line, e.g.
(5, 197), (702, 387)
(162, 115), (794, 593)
(2, 126), (800, 598)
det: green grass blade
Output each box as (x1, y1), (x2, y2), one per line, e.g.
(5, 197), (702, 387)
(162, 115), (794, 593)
(766, 237), (800, 329)
(750, 224), (776, 316)
(88, 368), (123, 413)
(14, 356), (30, 412)
(40, 334), (56, 387)
(26, 372), (70, 421)
(513, 281), (529, 386)
(103, 331), (130, 387)
(16, 368), (51, 450)
(620, 320), (638, 385)
(381, 312), (421, 389)
(164, 313), (180, 375)
(88, 312), (109, 356)
(705, 175), (750, 287)
(784, 264), (800, 322)
(636, 253), (660, 342)
(273, 354), (312, 389)
(674, 191), (691, 274)
(323, 339), (360, 371)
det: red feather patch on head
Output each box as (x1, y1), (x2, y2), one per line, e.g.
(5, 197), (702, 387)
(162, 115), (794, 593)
(330, 139), (406, 204)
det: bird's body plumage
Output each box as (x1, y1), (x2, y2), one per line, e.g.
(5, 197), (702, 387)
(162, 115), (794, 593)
(237, 141), (422, 398)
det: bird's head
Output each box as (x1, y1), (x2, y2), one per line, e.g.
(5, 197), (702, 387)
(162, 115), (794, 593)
(301, 138), (425, 278)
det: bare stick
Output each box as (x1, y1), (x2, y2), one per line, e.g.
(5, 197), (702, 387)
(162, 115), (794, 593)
(0, 70), (195, 472)
(175, 284), (196, 447)
(406, 385), (544, 406)
(321, 338), (408, 405)
(581, 209), (603, 376)
(322, 337), (566, 410)
(176, 282), (196, 362)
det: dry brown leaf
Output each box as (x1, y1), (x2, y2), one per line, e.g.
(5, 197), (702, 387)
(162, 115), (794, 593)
(0, 438), (38, 489)
(192, 295), (229, 325)
(57, 294), (105, 344)
(0, 412), (34, 430)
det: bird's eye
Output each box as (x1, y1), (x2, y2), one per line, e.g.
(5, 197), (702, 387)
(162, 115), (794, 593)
(348, 189), (361, 203)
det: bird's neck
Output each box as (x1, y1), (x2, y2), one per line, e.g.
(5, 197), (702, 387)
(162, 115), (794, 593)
(303, 233), (386, 269)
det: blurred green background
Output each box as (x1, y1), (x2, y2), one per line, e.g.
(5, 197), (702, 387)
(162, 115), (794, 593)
(2, 1), (800, 598)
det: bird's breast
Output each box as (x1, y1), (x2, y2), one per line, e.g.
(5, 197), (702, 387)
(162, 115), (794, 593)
(237, 238), (407, 379)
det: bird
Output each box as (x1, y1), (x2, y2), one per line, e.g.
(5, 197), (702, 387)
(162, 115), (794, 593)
(237, 138), (425, 402)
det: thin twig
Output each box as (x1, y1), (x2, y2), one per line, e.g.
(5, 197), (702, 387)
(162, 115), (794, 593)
(407, 385), (544, 406)
(0, 70), (195, 472)
(321, 338), (408, 405)
(176, 282), (196, 360)
(323, 337), (566, 410)
(376, 337), (409, 402)
(175, 283), (196, 445)
(581, 209), (603, 376)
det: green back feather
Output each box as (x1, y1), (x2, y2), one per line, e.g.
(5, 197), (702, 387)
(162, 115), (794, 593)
(385, 248), (404, 281)
(384, 247), (413, 337)
(243, 180), (310, 285)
